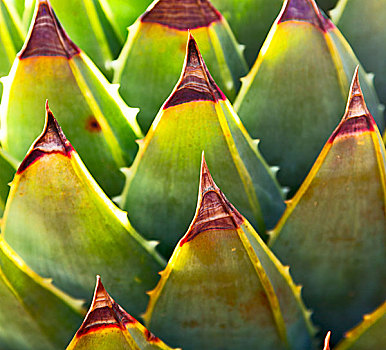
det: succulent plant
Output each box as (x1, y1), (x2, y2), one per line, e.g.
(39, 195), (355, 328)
(0, 0), (384, 349)
(234, 0), (384, 194)
(119, 34), (285, 256)
(113, 0), (248, 132)
(1, 0), (141, 197)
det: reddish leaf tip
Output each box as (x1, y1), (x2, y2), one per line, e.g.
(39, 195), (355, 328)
(164, 34), (226, 109)
(329, 67), (376, 143)
(278, 0), (326, 31)
(141, 0), (222, 30)
(19, 0), (80, 59)
(180, 154), (244, 246)
(17, 104), (74, 174)
(323, 331), (331, 350)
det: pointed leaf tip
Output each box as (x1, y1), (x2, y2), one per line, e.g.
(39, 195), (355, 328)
(17, 104), (74, 174)
(180, 155), (244, 246)
(279, 0), (325, 30)
(164, 34), (226, 109)
(323, 331), (331, 350)
(19, 0), (80, 59)
(76, 276), (117, 337)
(141, 0), (222, 30)
(329, 67), (376, 143)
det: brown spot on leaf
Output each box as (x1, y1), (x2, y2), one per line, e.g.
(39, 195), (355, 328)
(86, 116), (102, 132)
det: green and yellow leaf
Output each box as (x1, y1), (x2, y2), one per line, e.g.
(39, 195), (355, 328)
(1, 0), (141, 196)
(66, 276), (178, 350)
(1, 105), (164, 318)
(269, 68), (386, 343)
(0, 237), (84, 349)
(120, 34), (284, 256)
(234, 0), (384, 193)
(113, 0), (248, 132)
(144, 154), (314, 350)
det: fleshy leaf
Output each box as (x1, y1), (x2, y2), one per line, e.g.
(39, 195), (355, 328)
(100, 0), (152, 40)
(0, 149), (16, 216)
(210, 0), (282, 66)
(120, 34), (285, 256)
(1, 105), (164, 318)
(0, 237), (84, 349)
(234, 0), (384, 194)
(113, 0), (248, 132)
(269, 69), (386, 343)
(66, 276), (178, 350)
(335, 301), (386, 350)
(21, 0), (123, 78)
(0, 0), (24, 98)
(331, 0), (386, 105)
(1, 0), (141, 197)
(144, 154), (314, 350)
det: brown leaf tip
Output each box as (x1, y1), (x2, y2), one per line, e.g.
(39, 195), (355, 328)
(329, 67), (376, 143)
(77, 276), (125, 337)
(164, 34), (226, 109)
(19, 0), (80, 59)
(141, 0), (222, 30)
(17, 102), (74, 174)
(180, 154), (244, 246)
(278, 0), (326, 31)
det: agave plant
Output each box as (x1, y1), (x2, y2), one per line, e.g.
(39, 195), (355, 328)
(0, 0), (384, 349)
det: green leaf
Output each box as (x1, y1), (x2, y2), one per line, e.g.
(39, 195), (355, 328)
(144, 154), (315, 350)
(120, 34), (284, 256)
(335, 301), (386, 350)
(0, 237), (84, 349)
(234, 0), (384, 194)
(1, 105), (164, 318)
(331, 0), (386, 106)
(0, 0), (24, 98)
(66, 276), (178, 350)
(99, 0), (153, 43)
(113, 0), (248, 132)
(1, 0), (142, 197)
(269, 68), (386, 344)
(0, 148), (16, 216)
(210, 0), (282, 66)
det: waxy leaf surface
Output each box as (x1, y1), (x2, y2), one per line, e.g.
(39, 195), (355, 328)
(211, 0), (282, 66)
(1, 0), (141, 197)
(269, 69), (386, 343)
(120, 35), (285, 256)
(335, 301), (386, 350)
(67, 276), (177, 350)
(113, 0), (248, 132)
(1, 106), (164, 318)
(331, 0), (386, 106)
(234, 0), (384, 193)
(0, 0), (24, 98)
(144, 155), (314, 350)
(0, 238), (84, 349)
(0, 149), (16, 216)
